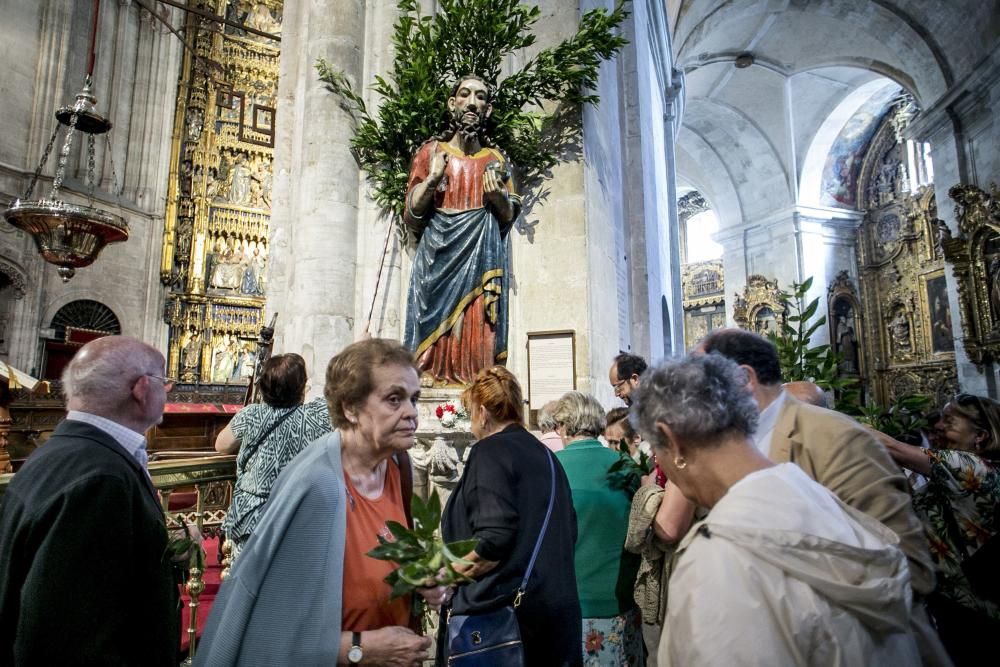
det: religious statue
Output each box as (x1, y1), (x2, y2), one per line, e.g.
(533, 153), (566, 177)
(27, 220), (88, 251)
(403, 76), (521, 385)
(228, 155), (252, 206)
(180, 329), (203, 379)
(835, 315), (858, 373)
(889, 310), (911, 355)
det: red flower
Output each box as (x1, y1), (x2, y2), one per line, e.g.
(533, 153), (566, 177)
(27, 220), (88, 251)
(435, 405), (444, 418)
(585, 629), (604, 654)
(444, 403), (457, 414)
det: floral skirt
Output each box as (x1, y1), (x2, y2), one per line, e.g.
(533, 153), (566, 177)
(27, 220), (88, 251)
(582, 607), (646, 666)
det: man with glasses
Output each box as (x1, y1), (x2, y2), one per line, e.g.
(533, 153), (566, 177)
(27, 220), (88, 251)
(609, 352), (647, 407)
(0, 336), (179, 665)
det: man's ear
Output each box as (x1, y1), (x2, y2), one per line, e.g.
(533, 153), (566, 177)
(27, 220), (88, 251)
(738, 364), (759, 392)
(484, 102), (493, 119)
(131, 375), (149, 403)
(447, 96), (457, 112)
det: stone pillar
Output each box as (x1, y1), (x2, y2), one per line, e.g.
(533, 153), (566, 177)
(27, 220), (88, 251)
(266, 0), (366, 392)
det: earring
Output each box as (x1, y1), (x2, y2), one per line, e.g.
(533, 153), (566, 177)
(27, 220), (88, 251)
(673, 455), (687, 470)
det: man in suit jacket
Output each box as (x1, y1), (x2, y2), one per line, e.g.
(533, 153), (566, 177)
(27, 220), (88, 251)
(700, 328), (953, 667)
(0, 336), (179, 666)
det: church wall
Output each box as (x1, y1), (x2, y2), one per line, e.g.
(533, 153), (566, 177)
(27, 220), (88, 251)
(265, 0), (363, 394)
(507, 0), (592, 396)
(0, 1), (182, 376)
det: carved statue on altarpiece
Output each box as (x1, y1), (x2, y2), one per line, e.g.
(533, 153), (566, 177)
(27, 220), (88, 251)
(403, 76), (522, 386)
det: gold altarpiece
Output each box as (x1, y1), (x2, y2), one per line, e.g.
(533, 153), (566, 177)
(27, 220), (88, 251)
(853, 100), (958, 406)
(681, 260), (725, 351)
(942, 183), (1000, 365)
(161, 1), (282, 385)
(733, 274), (785, 337)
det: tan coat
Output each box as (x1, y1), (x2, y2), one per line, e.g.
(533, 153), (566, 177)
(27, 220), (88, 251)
(769, 397), (954, 666)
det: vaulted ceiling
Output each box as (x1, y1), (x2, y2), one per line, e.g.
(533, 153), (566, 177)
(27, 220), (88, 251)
(669, 0), (997, 228)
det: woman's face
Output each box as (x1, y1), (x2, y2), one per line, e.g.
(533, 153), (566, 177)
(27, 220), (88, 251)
(941, 403), (986, 452)
(352, 364), (420, 453)
(604, 421), (635, 453)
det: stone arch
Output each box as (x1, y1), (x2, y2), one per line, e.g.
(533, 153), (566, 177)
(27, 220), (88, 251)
(0, 259), (27, 300)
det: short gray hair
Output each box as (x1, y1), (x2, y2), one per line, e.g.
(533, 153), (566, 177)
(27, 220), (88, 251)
(62, 336), (163, 412)
(553, 391), (606, 438)
(537, 400), (559, 432)
(631, 354), (758, 449)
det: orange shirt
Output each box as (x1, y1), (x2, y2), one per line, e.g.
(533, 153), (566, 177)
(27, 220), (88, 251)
(342, 459), (411, 632)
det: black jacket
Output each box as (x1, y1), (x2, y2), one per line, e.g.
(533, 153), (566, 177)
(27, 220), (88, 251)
(442, 424), (582, 667)
(0, 419), (179, 666)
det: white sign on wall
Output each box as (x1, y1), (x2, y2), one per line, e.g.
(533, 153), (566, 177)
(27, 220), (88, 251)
(526, 330), (576, 410)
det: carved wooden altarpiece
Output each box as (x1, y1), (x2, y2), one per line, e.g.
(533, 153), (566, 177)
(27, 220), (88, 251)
(160, 1), (282, 385)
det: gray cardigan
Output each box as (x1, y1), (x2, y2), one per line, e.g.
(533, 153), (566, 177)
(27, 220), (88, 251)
(196, 432), (347, 666)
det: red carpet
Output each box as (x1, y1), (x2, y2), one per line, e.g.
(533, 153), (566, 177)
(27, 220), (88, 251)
(180, 535), (223, 654)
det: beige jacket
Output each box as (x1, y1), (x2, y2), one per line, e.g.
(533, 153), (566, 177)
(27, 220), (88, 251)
(768, 396), (935, 595)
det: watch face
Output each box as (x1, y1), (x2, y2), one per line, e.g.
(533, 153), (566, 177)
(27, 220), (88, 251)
(348, 646), (363, 663)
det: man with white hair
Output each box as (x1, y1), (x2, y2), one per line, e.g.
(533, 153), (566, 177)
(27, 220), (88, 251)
(0, 336), (179, 665)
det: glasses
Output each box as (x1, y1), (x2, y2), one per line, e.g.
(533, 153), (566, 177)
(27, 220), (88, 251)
(146, 374), (176, 392)
(611, 378), (628, 390)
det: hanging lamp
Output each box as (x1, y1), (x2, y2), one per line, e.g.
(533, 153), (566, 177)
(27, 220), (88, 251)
(2, 0), (127, 282)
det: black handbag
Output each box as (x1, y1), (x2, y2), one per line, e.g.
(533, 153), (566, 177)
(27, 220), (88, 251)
(445, 448), (557, 666)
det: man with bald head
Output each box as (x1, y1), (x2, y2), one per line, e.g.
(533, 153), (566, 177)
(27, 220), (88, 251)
(0, 336), (179, 665)
(699, 328), (952, 666)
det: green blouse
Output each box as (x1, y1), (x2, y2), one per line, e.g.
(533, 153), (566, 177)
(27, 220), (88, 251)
(556, 438), (640, 618)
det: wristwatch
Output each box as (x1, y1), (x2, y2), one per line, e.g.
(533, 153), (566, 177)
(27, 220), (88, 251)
(347, 632), (363, 664)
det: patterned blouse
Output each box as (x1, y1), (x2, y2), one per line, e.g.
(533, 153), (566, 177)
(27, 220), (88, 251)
(912, 449), (1000, 619)
(222, 397), (332, 546)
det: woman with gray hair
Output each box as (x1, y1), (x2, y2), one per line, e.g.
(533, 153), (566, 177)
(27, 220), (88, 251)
(632, 353), (919, 666)
(554, 392), (644, 665)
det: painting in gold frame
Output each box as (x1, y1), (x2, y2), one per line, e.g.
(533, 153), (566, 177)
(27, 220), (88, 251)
(919, 269), (955, 357)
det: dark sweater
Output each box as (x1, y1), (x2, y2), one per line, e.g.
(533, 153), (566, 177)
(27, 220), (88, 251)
(442, 423), (582, 667)
(0, 420), (179, 666)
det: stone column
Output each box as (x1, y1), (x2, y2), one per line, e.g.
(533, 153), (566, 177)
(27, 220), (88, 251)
(266, 0), (366, 392)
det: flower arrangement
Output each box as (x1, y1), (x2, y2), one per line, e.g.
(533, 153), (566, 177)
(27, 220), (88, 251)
(435, 402), (469, 428)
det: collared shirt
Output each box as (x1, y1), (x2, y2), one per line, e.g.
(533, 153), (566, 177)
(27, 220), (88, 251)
(753, 389), (787, 457)
(66, 410), (149, 472)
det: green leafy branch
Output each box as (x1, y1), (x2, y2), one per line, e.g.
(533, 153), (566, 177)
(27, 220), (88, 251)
(767, 277), (858, 406)
(607, 442), (653, 498)
(315, 0), (629, 230)
(856, 393), (932, 441)
(164, 514), (205, 572)
(367, 488), (477, 601)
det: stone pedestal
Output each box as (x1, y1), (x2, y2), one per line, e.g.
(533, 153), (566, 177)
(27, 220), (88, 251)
(410, 388), (475, 508)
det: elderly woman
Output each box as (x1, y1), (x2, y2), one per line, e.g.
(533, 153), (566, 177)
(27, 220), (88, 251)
(440, 366), (581, 666)
(197, 339), (443, 667)
(879, 393), (1000, 664)
(554, 392), (643, 665)
(632, 354), (920, 666)
(215, 353), (331, 564)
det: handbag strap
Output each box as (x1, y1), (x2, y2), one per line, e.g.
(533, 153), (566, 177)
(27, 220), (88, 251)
(514, 448), (556, 607)
(237, 405), (299, 473)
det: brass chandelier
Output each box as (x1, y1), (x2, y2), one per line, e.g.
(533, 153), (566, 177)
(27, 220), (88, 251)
(1, 0), (127, 282)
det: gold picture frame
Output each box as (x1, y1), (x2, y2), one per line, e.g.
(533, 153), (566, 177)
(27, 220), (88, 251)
(918, 268), (955, 358)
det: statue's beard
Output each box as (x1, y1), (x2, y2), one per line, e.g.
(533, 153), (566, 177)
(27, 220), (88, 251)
(451, 107), (484, 142)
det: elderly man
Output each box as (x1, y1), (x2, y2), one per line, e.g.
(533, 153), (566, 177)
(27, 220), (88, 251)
(609, 352), (647, 406)
(699, 328), (952, 666)
(404, 75), (521, 386)
(0, 336), (179, 665)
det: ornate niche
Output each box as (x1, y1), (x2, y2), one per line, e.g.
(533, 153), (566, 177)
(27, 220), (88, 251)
(681, 260), (725, 350)
(942, 183), (1000, 365)
(855, 98), (956, 405)
(828, 271), (864, 380)
(161, 1), (281, 384)
(733, 275), (784, 336)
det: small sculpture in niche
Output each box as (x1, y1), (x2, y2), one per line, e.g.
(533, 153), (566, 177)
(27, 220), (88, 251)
(180, 329), (203, 379)
(889, 308), (912, 356)
(832, 300), (859, 374)
(754, 307), (778, 336)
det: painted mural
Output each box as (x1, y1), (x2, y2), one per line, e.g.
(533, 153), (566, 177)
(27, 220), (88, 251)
(820, 85), (900, 208)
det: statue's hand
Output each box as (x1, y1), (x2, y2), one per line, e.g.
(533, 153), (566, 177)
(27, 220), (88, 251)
(483, 164), (509, 208)
(428, 147), (449, 183)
